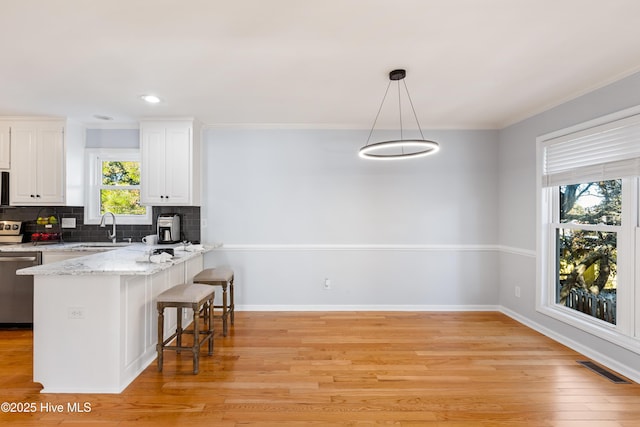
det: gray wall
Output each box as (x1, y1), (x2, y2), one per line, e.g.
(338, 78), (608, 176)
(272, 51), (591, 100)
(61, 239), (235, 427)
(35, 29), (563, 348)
(498, 71), (640, 381)
(201, 128), (500, 308)
(86, 129), (139, 148)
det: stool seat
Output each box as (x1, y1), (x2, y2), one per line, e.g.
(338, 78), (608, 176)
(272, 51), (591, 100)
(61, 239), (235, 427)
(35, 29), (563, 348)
(193, 267), (234, 284)
(194, 267), (235, 337)
(156, 284), (214, 374)
(157, 283), (214, 303)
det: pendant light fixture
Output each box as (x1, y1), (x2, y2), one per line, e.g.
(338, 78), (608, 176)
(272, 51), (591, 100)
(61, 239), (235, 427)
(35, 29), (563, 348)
(359, 69), (439, 160)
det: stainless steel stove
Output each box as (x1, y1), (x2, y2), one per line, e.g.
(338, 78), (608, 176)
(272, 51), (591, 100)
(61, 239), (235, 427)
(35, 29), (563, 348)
(0, 220), (24, 245)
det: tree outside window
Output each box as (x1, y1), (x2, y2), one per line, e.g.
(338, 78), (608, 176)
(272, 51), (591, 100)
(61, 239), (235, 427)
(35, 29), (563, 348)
(100, 161), (146, 215)
(556, 180), (621, 324)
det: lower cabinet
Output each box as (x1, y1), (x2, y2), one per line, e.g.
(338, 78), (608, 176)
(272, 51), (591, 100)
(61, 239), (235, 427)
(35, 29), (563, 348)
(33, 253), (204, 393)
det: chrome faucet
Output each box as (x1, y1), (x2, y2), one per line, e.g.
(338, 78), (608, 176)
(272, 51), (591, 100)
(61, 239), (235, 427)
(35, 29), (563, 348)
(99, 212), (117, 243)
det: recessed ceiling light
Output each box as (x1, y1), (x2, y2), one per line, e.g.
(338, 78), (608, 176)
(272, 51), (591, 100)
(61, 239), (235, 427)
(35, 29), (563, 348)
(140, 94), (161, 104)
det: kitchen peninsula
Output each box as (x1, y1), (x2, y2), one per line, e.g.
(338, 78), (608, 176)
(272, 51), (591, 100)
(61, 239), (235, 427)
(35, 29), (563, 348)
(15, 243), (208, 393)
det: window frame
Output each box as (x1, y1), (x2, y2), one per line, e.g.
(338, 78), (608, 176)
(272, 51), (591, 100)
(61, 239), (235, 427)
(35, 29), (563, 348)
(84, 148), (152, 225)
(536, 107), (640, 354)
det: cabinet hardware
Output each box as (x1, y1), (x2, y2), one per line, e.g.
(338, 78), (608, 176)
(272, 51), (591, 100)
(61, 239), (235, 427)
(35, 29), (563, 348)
(0, 256), (38, 262)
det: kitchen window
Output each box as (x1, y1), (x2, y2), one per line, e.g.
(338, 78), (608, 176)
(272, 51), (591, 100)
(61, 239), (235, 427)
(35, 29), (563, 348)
(84, 149), (152, 225)
(537, 108), (640, 351)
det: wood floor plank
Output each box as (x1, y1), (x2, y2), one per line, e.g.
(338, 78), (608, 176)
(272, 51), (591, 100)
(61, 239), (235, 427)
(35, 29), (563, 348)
(0, 311), (638, 426)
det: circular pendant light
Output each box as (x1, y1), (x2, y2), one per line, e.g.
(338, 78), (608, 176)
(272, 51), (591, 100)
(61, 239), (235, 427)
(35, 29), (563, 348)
(359, 69), (440, 160)
(359, 139), (439, 159)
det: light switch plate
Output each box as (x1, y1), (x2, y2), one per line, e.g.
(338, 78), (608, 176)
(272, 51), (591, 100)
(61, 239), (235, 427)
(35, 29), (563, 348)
(61, 217), (76, 228)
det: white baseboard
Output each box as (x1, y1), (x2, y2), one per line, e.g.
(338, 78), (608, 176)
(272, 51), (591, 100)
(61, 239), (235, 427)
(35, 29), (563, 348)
(500, 306), (640, 384)
(237, 304), (500, 312)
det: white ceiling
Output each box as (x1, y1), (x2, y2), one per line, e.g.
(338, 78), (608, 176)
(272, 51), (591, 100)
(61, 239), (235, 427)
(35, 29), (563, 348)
(2, 0), (640, 129)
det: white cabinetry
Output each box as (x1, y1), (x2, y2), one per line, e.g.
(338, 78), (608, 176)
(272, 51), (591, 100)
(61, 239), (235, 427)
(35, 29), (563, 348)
(140, 119), (201, 206)
(0, 124), (9, 169)
(32, 253), (204, 393)
(10, 122), (65, 205)
(7, 119), (84, 206)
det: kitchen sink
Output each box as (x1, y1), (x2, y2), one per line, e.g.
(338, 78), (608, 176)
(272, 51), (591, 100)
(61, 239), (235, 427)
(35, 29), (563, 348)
(74, 242), (132, 248)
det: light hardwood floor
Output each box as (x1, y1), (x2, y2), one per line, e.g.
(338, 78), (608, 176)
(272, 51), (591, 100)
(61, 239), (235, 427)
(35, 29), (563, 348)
(0, 311), (639, 426)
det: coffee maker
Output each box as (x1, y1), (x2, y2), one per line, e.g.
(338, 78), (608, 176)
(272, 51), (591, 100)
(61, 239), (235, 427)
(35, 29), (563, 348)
(157, 214), (181, 244)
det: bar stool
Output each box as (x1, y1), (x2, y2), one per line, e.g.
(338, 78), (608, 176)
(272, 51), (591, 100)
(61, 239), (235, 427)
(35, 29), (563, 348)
(156, 284), (214, 374)
(193, 267), (235, 336)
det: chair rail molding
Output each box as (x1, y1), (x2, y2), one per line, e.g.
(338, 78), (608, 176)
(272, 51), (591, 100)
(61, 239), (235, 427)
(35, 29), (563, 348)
(216, 243), (502, 252)
(497, 245), (536, 258)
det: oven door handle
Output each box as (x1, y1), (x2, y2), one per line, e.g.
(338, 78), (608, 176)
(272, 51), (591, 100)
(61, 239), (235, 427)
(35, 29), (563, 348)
(0, 256), (39, 262)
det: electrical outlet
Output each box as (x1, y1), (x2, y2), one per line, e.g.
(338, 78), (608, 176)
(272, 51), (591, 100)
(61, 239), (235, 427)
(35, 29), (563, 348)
(515, 286), (521, 298)
(68, 307), (85, 319)
(61, 217), (76, 228)
(323, 278), (331, 290)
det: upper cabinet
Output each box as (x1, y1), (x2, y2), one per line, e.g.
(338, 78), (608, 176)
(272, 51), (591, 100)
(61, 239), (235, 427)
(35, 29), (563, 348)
(0, 124), (9, 169)
(5, 118), (84, 206)
(140, 119), (201, 206)
(10, 121), (65, 205)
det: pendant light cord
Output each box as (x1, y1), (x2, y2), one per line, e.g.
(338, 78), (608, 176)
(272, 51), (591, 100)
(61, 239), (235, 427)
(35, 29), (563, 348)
(403, 79), (426, 140)
(398, 80), (403, 141)
(365, 80), (392, 146)
(365, 78), (425, 149)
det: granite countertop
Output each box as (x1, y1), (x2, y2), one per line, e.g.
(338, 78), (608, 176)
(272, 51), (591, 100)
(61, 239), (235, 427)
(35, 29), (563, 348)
(13, 243), (211, 276)
(0, 241), (142, 252)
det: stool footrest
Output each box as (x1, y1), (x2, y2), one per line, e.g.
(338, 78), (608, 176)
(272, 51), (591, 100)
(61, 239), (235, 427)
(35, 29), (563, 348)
(163, 333), (213, 352)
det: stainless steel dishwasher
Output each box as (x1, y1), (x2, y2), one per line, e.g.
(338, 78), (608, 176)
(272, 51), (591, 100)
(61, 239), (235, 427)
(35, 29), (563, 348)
(0, 220), (41, 326)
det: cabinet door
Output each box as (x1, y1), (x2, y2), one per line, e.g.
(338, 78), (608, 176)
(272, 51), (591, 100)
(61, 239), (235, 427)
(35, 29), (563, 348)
(35, 126), (65, 204)
(140, 122), (193, 206)
(164, 126), (191, 204)
(10, 124), (64, 205)
(150, 269), (178, 342)
(184, 253), (203, 283)
(140, 126), (168, 205)
(0, 125), (9, 169)
(10, 127), (39, 203)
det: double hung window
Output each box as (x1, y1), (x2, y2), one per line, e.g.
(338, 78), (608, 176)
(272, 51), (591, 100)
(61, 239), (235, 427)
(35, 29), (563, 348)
(538, 110), (640, 350)
(84, 149), (152, 225)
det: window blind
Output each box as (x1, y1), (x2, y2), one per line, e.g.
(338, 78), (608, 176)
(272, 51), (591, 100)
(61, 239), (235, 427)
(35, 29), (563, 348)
(542, 113), (640, 186)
